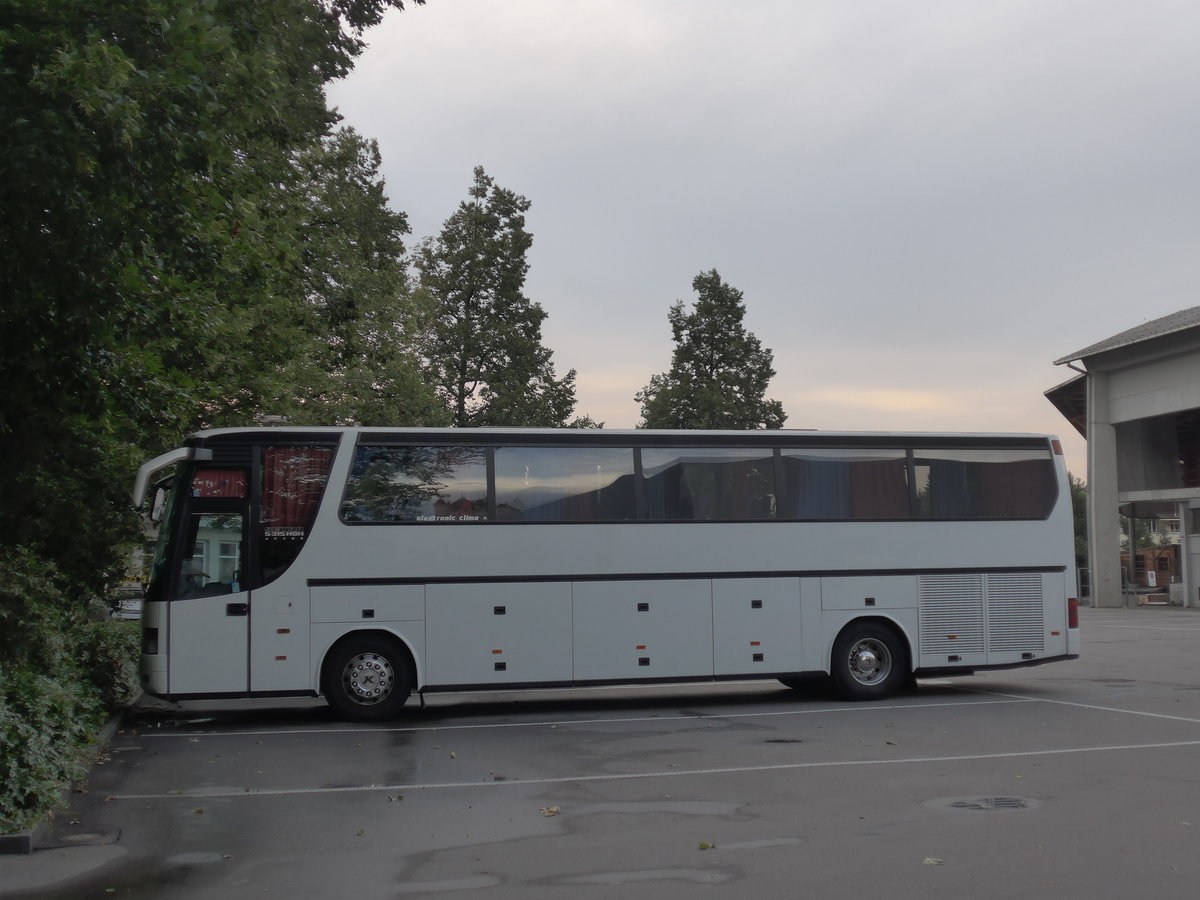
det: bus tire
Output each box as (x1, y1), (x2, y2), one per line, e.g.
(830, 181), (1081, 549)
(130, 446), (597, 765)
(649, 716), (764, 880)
(829, 622), (908, 701)
(322, 635), (413, 721)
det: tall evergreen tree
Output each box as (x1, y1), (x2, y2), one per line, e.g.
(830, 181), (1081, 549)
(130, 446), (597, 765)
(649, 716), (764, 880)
(637, 269), (786, 430)
(414, 166), (578, 427)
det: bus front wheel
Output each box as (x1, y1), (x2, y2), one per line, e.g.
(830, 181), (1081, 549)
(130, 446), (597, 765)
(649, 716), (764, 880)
(322, 636), (413, 721)
(830, 622), (908, 700)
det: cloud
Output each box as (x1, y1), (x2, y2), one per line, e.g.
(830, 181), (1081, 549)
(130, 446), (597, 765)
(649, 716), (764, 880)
(328, 0), (1200, 477)
(803, 387), (960, 416)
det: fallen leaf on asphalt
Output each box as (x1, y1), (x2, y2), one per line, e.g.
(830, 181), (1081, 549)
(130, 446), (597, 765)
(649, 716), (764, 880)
(540, 807), (560, 817)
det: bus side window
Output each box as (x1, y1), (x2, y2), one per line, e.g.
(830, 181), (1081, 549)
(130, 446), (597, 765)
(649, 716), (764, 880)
(641, 449), (777, 521)
(780, 449), (908, 520)
(915, 449), (1056, 518)
(339, 446), (486, 523)
(260, 447), (335, 583)
(493, 447), (637, 521)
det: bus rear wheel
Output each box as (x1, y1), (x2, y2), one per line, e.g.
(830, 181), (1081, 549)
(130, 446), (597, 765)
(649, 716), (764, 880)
(830, 622), (908, 700)
(323, 636), (413, 721)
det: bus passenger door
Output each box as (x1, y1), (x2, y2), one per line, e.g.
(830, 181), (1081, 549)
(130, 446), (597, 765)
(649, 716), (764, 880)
(167, 512), (250, 695)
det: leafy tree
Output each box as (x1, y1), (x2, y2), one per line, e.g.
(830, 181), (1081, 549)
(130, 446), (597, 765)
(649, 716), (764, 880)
(273, 128), (445, 427)
(636, 269), (786, 429)
(413, 166), (579, 427)
(0, 0), (423, 589)
(1069, 473), (1088, 570)
(0, 0), (424, 828)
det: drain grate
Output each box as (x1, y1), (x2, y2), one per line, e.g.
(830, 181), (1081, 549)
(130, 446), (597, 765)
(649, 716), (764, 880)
(924, 795), (1041, 813)
(950, 797), (1029, 811)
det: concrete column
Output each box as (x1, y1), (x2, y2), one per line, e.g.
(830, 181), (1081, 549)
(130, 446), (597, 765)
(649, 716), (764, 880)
(1188, 501), (1200, 609)
(1087, 370), (1124, 607)
(1176, 501), (1191, 608)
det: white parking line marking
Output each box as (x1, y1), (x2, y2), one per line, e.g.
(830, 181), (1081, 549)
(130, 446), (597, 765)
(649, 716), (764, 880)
(138, 697), (1030, 739)
(969, 688), (1200, 725)
(107, 738), (1200, 801)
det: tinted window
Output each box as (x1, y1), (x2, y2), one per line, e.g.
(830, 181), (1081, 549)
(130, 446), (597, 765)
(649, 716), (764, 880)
(780, 449), (909, 519)
(337, 441), (1057, 524)
(641, 448), (777, 520)
(494, 447), (636, 521)
(262, 448), (334, 539)
(260, 446), (335, 583)
(913, 448), (1056, 518)
(191, 469), (247, 498)
(341, 447), (489, 523)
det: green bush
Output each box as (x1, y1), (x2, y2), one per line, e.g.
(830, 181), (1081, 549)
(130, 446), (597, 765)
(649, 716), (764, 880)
(0, 670), (103, 833)
(83, 617), (142, 710)
(0, 553), (141, 833)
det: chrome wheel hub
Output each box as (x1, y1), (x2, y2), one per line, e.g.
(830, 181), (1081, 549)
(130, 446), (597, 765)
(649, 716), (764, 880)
(847, 639), (891, 685)
(342, 652), (394, 705)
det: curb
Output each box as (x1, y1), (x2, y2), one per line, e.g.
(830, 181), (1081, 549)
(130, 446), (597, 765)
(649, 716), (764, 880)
(0, 706), (129, 856)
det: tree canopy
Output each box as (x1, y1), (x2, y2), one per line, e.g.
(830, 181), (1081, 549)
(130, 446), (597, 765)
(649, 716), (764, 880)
(0, 0), (442, 830)
(414, 166), (580, 427)
(636, 269), (787, 430)
(271, 128), (446, 427)
(1, 0), (426, 589)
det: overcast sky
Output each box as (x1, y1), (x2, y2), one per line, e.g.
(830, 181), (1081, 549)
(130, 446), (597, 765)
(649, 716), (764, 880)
(325, 0), (1200, 474)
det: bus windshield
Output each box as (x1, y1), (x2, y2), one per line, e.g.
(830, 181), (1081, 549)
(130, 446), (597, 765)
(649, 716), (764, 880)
(143, 444), (336, 602)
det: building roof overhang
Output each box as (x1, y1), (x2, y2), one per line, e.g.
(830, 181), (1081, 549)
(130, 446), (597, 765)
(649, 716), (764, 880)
(1054, 305), (1200, 366)
(1044, 373), (1087, 439)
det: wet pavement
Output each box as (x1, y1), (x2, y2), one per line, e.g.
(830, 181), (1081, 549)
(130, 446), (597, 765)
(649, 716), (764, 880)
(3, 606), (1200, 899)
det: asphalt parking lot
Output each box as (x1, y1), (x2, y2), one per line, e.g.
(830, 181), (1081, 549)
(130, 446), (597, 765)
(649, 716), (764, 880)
(3, 606), (1200, 899)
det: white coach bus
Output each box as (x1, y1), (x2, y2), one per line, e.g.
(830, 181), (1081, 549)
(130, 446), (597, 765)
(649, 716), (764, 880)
(132, 427), (1079, 720)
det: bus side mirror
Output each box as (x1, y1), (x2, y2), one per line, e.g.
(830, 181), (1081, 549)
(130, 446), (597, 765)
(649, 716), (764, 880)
(150, 486), (169, 524)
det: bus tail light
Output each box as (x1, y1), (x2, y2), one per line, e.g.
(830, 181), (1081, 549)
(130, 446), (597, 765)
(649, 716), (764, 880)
(1068, 598), (1079, 629)
(143, 627), (159, 655)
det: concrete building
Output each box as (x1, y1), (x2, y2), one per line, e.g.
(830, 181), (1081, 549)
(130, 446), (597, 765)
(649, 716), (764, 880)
(1047, 306), (1200, 607)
